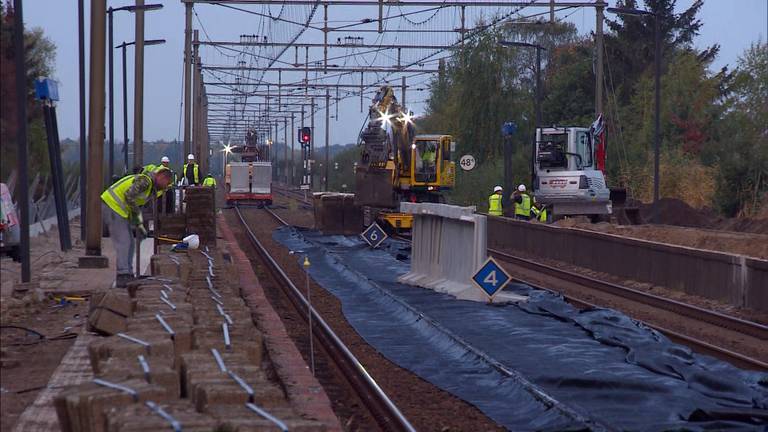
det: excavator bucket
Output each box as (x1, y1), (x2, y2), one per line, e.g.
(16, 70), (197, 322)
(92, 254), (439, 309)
(312, 193), (364, 235)
(354, 169), (396, 208)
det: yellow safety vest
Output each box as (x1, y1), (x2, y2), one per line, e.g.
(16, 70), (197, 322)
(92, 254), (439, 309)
(202, 177), (217, 187)
(488, 193), (503, 216)
(514, 193), (532, 217)
(101, 173), (154, 219)
(531, 206), (548, 222)
(183, 163), (199, 184)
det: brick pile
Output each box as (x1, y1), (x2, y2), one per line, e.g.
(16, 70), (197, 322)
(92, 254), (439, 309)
(184, 187), (217, 247)
(55, 248), (328, 432)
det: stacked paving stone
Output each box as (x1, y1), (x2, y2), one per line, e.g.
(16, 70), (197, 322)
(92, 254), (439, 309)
(55, 248), (326, 432)
(184, 187), (217, 247)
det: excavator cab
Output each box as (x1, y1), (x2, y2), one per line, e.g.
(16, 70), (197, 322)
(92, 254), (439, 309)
(409, 135), (455, 192)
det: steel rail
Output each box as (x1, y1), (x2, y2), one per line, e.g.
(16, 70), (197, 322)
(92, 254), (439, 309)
(233, 205), (416, 432)
(488, 249), (768, 371)
(385, 232), (767, 371)
(488, 248), (768, 341)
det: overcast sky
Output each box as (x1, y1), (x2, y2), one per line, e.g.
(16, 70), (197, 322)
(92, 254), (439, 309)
(23, 0), (768, 154)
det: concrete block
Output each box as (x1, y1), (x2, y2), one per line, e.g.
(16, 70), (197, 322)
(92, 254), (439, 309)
(54, 379), (169, 432)
(97, 357), (181, 398)
(210, 405), (328, 432)
(87, 291), (134, 336)
(398, 203), (505, 302)
(193, 327), (264, 364)
(88, 332), (176, 374)
(79, 255), (110, 269)
(105, 401), (218, 432)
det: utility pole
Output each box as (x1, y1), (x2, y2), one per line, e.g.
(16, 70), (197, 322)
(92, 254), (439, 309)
(13, 0), (30, 282)
(284, 119), (288, 183)
(78, 0), (87, 241)
(107, 7), (115, 183)
(324, 89), (330, 191)
(121, 43), (129, 173)
(595, 1), (605, 117)
(291, 113), (295, 185)
(81, 0), (108, 268)
(133, 0), (145, 168)
(183, 1), (193, 158)
(193, 30), (201, 165)
(310, 98), (315, 190)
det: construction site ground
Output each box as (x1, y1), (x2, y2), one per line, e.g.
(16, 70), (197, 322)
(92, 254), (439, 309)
(1, 220), (112, 431)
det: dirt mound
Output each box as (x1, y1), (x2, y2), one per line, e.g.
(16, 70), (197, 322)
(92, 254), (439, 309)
(638, 198), (717, 228)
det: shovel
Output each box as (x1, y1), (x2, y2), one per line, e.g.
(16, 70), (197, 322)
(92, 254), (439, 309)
(156, 234), (200, 251)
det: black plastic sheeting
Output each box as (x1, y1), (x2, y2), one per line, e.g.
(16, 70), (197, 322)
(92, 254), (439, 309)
(272, 226), (768, 431)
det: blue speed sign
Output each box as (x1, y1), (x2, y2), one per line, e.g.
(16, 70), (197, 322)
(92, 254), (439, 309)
(472, 257), (511, 299)
(361, 222), (388, 248)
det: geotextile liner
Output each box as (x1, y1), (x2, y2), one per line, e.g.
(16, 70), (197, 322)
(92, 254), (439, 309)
(272, 226), (768, 431)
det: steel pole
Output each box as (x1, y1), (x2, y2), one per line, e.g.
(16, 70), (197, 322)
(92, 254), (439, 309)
(652, 14), (661, 221)
(49, 105), (72, 250)
(283, 119), (288, 183)
(324, 89), (330, 191)
(595, 3), (604, 117)
(133, 1), (145, 168)
(86, 0), (107, 258)
(310, 98), (315, 190)
(532, 46), (542, 190)
(183, 2), (193, 157)
(78, 0), (87, 241)
(122, 44), (129, 173)
(108, 8), (115, 183)
(13, 0), (30, 282)
(291, 114), (295, 185)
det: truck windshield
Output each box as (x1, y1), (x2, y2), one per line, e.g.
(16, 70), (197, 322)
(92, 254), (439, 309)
(576, 131), (593, 169)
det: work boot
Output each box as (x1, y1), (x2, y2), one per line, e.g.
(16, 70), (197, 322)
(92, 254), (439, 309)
(115, 274), (134, 288)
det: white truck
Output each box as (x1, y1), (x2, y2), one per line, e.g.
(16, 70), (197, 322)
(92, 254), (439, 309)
(533, 125), (613, 220)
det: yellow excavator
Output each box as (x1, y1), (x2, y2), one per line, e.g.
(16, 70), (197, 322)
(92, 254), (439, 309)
(354, 86), (456, 231)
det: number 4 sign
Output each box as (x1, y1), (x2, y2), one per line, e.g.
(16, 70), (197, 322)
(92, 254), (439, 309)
(471, 257), (511, 301)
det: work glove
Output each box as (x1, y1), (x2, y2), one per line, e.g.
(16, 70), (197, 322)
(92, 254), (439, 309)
(134, 224), (148, 238)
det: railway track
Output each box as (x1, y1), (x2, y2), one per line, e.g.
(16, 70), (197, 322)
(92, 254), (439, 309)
(271, 190), (767, 370)
(487, 249), (768, 371)
(233, 204), (416, 432)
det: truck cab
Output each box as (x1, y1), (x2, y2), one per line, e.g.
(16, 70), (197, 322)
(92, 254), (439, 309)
(534, 127), (611, 217)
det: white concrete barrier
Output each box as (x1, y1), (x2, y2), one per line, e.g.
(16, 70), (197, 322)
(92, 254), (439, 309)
(397, 203), (486, 302)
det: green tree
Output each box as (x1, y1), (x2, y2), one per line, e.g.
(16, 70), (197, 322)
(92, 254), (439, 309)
(708, 41), (768, 216)
(0, 2), (58, 185)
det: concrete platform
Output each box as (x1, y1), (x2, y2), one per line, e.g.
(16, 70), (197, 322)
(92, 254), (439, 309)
(8, 220), (340, 432)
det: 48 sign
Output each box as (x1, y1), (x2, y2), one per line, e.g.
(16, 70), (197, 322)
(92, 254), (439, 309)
(459, 154), (476, 171)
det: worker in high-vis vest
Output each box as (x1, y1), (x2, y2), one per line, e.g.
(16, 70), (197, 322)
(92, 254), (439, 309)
(488, 185), (503, 216)
(183, 154), (200, 185)
(512, 184), (532, 221)
(531, 201), (548, 223)
(101, 167), (173, 287)
(202, 174), (217, 188)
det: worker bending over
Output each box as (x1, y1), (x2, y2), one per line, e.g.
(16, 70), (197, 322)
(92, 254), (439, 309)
(488, 185), (503, 216)
(512, 184), (532, 221)
(183, 154), (200, 185)
(202, 174), (217, 188)
(531, 201), (548, 223)
(101, 167), (173, 287)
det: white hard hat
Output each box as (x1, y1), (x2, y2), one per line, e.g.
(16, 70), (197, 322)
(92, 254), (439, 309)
(517, 184), (526, 192)
(493, 186), (503, 192)
(187, 154), (195, 160)
(161, 156), (170, 163)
